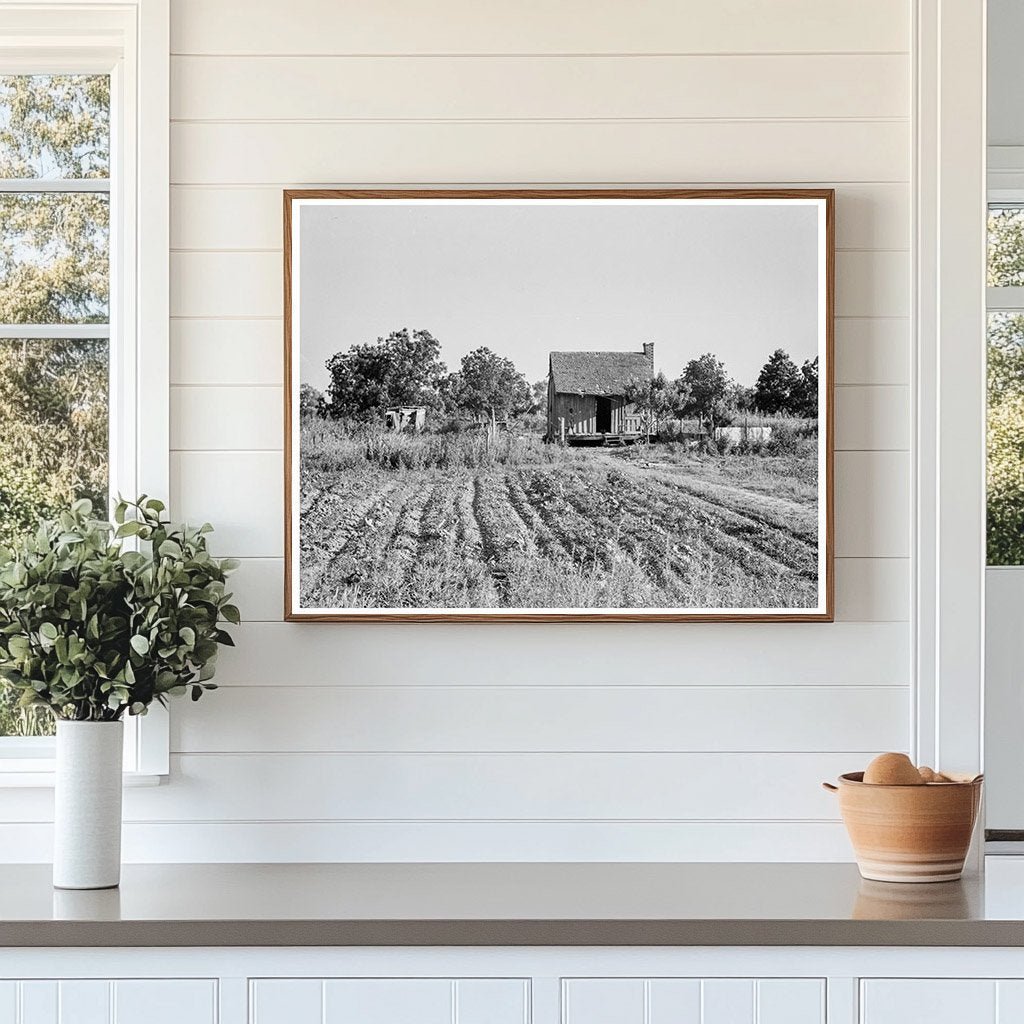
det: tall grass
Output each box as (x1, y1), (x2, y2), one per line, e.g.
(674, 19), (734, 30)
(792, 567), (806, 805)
(302, 417), (583, 471)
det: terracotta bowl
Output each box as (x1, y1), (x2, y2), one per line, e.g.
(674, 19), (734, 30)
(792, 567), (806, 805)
(823, 772), (983, 883)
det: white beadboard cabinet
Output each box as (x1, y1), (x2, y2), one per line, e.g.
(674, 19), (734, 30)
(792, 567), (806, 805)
(5, 949), (1024, 1024)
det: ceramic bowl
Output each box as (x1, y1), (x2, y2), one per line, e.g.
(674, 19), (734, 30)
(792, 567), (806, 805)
(823, 771), (983, 883)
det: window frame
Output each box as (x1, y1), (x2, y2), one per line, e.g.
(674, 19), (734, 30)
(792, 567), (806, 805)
(983, 193), (1024, 837)
(0, 0), (169, 782)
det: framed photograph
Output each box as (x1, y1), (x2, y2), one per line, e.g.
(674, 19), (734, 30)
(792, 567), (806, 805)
(284, 189), (834, 622)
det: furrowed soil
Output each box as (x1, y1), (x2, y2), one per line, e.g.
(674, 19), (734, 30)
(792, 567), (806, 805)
(299, 446), (820, 610)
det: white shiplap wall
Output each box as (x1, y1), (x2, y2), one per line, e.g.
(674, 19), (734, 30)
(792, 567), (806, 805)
(3, 0), (914, 861)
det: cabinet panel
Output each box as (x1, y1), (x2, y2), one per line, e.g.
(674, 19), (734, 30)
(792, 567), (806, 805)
(0, 983), (16, 1024)
(250, 980), (321, 1024)
(113, 981), (217, 1024)
(861, 981), (996, 1023)
(251, 979), (528, 1024)
(757, 980), (825, 1024)
(455, 980), (529, 1024)
(58, 982), (109, 1024)
(648, 980), (701, 1023)
(0, 981), (216, 1024)
(323, 980), (451, 1024)
(563, 980), (645, 1024)
(563, 978), (824, 1024)
(18, 984), (56, 1024)
(702, 980), (754, 1024)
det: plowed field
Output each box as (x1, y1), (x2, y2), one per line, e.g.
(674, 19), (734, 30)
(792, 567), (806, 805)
(299, 451), (819, 610)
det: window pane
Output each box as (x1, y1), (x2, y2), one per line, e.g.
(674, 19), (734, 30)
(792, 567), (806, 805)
(0, 192), (109, 324)
(0, 338), (108, 738)
(988, 206), (1024, 287)
(0, 75), (109, 179)
(988, 312), (1024, 565)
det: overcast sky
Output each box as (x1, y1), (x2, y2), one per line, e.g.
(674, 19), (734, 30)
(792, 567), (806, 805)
(297, 199), (821, 392)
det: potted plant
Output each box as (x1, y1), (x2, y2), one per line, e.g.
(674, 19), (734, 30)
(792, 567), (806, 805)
(0, 497), (239, 889)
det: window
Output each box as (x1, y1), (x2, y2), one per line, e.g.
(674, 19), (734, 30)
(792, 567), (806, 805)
(0, 3), (169, 777)
(986, 205), (1024, 566)
(0, 74), (111, 738)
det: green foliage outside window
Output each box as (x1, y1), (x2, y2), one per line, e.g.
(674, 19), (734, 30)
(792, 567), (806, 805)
(0, 75), (110, 736)
(988, 209), (1024, 565)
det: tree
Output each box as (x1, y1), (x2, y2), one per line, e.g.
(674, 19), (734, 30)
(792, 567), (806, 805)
(299, 383), (325, 418)
(790, 356), (819, 417)
(623, 372), (679, 439)
(0, 339), (107, 519)
(727, 382), (755, 414)
(450, 347), (531, 426)
(0, 76), (109, 326)
(754, 348), (803, 414)
(325, 328), (447, 420)
(530, 378), (548, 418)
(676, 353), (731, 432)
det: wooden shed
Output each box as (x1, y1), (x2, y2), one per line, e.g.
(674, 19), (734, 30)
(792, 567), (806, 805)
(546, 343), (655, 444)
(384, 406), (426, 432)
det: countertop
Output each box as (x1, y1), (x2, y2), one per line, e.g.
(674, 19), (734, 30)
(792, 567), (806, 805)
(5, 861), (1024, 947)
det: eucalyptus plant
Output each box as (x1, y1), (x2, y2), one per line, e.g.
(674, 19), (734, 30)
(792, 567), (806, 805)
(0, 496), (239, 722)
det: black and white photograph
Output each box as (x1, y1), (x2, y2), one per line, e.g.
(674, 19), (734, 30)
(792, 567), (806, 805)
(285, 190), (833, 621)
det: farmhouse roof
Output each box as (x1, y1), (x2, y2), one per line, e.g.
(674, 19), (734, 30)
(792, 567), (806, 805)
(549, 347), (654, 396)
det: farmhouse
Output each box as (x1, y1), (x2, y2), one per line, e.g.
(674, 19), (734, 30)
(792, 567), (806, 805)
(546, 342), (655, 445)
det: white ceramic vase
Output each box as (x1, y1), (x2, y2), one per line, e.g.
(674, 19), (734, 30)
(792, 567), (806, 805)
(53, 720), (124, 890)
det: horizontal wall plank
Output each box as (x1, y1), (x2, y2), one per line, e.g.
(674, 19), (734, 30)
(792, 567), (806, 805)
(170, 0), (909, 56)
(171, 183), (909, 251)
(834, 318), (909, 385)
(835, 250), (909, 318)
(833, 558), (909, 622)
(170, 250), (908, 320)
(171, 54), (909, 121)
(225, 557), (282, 620)
(116, 752), (866, 820)
(170, 121), (909, 185)
(834, 451), (909, 557)
(171, 252), (280, 317)
(171, 451), (283, 557)
(168, 384), (904, 453)
(0, 820), (856, 863)
(170, 319), (283, 386)
(228, 557), (909, 624)
(835, 385), (909, 450)
(171, 684), (909, 754)
(171, 385), (282, 450)
(211, 621), (909, 687)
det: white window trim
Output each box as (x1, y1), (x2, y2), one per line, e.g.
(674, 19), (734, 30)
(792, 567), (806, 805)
(983, 187), (1024, 840)
(913, 0), (987, 814)
(0, 0), (169, 783)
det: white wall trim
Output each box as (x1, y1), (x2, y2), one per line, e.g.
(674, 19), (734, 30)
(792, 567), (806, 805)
(0, 0), (171, 778)
(913, 0), (987, 776)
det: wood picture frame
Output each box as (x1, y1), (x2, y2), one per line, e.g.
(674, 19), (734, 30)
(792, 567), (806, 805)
(284, 188), (834, 622)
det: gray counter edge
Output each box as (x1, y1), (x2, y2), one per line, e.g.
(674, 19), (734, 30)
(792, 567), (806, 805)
(4, 919), (1024, 948)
